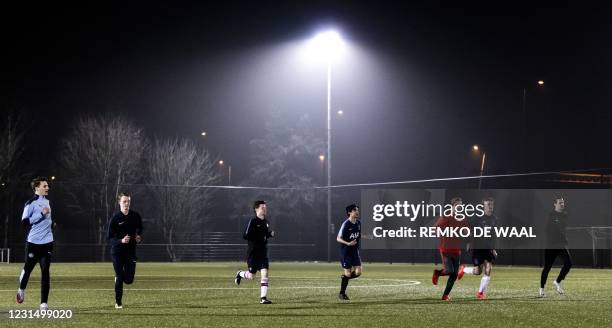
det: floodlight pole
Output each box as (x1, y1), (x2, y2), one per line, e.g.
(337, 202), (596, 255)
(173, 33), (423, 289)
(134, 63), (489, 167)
(326, 60), (332, 262)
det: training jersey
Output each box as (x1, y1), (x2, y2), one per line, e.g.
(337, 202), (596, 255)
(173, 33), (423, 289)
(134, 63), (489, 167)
(469, 214), (497, 249)
(338, 218), (361, 251)
(435, 215), (469, 254)
(21, 195), (54, 244)
(243, 217), (273, 258)
(546, 210), (568, 248)
(107, 210), (143, 252)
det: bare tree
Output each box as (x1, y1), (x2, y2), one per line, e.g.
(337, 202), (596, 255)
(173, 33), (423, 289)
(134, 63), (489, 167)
(239, 111), (325, 241)
(0, 110), (27, 248)
(147, 137), (219, 260)
(60, 115), (146, 260)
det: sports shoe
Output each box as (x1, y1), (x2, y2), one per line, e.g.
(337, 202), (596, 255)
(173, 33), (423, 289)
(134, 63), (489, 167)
(260, 297), (272, 304)
(476, 291), (486, 299)
(235, 271), (242, 286)
(115, 304), (123, 309)
(553, 281), (565, 294)
(432, 270), (440, 285)
(538, 288), (545, 298)
(441, 294), (451, 301)
(457, 265), (465, 280)
(40, 303), (48, 311)
(16, 289), (25, 304)
(338, 293), (350, 301)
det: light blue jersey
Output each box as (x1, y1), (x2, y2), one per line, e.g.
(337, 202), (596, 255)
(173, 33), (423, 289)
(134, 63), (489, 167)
(21, 195), (54, 244)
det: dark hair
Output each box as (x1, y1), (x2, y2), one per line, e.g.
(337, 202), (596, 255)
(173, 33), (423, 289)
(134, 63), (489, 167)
(117, 192), (131, 201)
(554, 196), (565, 204)
(253, 200), (266, 210)
(346, 204), (358, 215)
(482, 197), (495, 204)
(450, 197), (462, 206)
(30, 177), (48, 191)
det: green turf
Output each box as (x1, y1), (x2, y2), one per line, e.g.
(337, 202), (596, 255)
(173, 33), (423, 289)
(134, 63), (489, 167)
(0, 262), (610, 327)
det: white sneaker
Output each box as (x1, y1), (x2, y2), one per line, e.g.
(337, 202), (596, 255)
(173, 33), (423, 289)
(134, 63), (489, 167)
(553, 281), (565, 294)
(115, 304), (123, 309)
(16, 289), (25, 304)
(538, 288), (545, 298)
(40, 303), (48, 310)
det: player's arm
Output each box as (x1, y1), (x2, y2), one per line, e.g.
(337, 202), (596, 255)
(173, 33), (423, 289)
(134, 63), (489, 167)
(243, 218), (256, 241)
(135, 213), (143, 243)
(23, 203), (46, 226)
(21, 203), (33, 227)
(434, 216), (447, 228)
(336, 222), (356, 246)
(107, 216), (121, 245)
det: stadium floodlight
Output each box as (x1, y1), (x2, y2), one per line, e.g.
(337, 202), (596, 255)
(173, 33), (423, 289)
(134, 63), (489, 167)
(305, 30), (345, 63)
(304, 29), (345, 262)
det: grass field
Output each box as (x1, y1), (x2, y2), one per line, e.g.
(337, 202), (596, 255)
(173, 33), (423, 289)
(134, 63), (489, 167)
(0, 262), (610, 327)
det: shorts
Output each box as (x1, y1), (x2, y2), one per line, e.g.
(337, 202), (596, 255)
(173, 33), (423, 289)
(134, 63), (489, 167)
(247, 255), (269, 274)
(340, 249), (362, 269)
(472, 249), (496, 266)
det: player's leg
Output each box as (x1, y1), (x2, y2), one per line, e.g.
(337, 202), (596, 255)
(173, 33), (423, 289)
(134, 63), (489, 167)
(350, 251), (362, 279)
(553, 248), (572, 294)
(477, 259), (493, 299)
(259, 258), (271, 304)
(112, 252), (126, 307)
(339, 267), (352, 300)
(462, 249), (482, 275)
(17, 243), (40, 304)
(540, 249), (558, 297)
(123, 254), (137, 285)
(432, 251), (448, 285)
(38, 242), (53, 308)
(442, 253), (459, 300)
(236, 256), (256, 285)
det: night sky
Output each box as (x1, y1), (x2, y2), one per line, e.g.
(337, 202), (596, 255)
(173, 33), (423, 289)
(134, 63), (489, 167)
(3, 1), (611, 185)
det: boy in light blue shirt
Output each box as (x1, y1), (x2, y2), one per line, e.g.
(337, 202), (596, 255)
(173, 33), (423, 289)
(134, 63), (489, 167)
(16, 177), (54, 310)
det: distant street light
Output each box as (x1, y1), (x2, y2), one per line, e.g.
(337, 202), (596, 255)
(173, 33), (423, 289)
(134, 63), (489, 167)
(472, 145), (486, 189)
(218, 160), (231, 185)
(51, 176), (56, 181)
(522, 80), (545, 170)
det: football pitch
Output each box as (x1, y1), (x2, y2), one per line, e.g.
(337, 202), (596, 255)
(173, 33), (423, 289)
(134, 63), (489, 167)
(0, 262), (610, 327)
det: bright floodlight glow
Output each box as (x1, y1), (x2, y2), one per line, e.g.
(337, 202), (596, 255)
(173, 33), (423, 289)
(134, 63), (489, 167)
(319, 155), (325, 161)
(337, 110), (343, 115)
(537, 80), (544, 86)
(218, 160), (224, 165)
(201, 131), (207, 136)
(472, 145), (479, 151)
(305, 30), (345, 62)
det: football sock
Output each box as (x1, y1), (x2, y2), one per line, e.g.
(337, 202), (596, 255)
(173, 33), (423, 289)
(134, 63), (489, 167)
(340, 275), (350, 294)
(479, 275), (491, 293)
(260, 277), (269, 298)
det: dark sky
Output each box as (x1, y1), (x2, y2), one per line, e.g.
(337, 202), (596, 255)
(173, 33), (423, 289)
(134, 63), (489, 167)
(2, 1), (611, 185)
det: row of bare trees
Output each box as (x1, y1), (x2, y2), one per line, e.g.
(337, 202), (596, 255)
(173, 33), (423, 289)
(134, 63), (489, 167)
(59, 115), (219, 260)
(0, 110), (27, 248)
